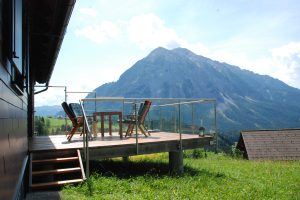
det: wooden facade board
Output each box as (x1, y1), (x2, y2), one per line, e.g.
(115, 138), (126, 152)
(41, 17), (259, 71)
(2, 83), (23, 109)
(0, 80), (3, 97)
(0, 62), (10, 83)
(1, 57), (28, 200)
(0, 99), (8, 118)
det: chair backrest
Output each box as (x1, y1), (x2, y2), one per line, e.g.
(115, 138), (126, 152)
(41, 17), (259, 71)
(69, 103), (83, 117)
(138, 100), (152, 123)
(137, 102), (144, 115)
(61, 102), (77, 126)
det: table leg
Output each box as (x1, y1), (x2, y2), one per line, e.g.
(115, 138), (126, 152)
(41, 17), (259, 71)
(119, 113), (122, 138)
(109, 115), (112, 136)
(101, 114), (104, 137)
(93, 114), (97, 138)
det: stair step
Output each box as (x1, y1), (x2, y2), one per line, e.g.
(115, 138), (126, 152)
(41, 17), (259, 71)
(31, 150), (77, 160)
(32, 156), (79, 164)
(32, 167), (81, 176)
(30, 149), (85, 190)
(31, 179), (84, 189)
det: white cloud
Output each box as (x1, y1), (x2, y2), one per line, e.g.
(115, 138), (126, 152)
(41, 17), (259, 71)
(35, 88), (66, 107)
(209, 50), (250, 67)
(73, 11), (300, 89)
(183, 42), (210, 56)
(242, 43), (300, 89)
(74, 13), (209, 54)
(79, 8), (97, 17)
(269, 42), (300, 88)
(126, 13), (210, 56)
(206, 42), (300, 89)
(127, 13), (183, 49)
(75, 21), (120, 44)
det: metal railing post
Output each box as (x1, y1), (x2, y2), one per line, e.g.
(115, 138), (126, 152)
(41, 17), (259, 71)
(135, 100), (139, 155)
(94, 92), (97, 113)
(192, 102), (195, 134)
(178, 100), (182, 150)
(159, 100), (162, 131)
(79, 100), (90, 178)
(213, 100), (218, 153)
(65, 86), (67, 133)
(83, 124), (86, 159)
(85, 120), (89, 178)
(174, 101), (177, 132)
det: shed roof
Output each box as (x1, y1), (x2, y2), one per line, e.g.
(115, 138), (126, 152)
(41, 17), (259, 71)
(237, 129), (300, 160)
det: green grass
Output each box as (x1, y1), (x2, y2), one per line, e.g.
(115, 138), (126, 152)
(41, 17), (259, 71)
(38, 116), (122, 135)
(61, 152), (300, 199)
(48, 117), (70, 127)
(46, 117), (71, 135)
(46, 117), (120, 130)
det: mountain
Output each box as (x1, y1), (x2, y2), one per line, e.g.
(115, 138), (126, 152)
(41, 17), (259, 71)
(91, 47), (300, 137)
(35, 105), (63, 117)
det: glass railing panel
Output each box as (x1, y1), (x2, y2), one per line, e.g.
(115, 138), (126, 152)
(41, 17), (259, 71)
(77, 97), (217, 179)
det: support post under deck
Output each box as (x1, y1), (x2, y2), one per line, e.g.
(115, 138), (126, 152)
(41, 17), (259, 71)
(169, 151), (183, 175)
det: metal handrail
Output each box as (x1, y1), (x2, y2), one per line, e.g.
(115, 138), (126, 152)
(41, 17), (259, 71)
(82, 97), (215, 102)
(79, 100), (91, 179)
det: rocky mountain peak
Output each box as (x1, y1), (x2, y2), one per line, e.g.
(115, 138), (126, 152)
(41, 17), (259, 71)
(91, 47), (300, 134)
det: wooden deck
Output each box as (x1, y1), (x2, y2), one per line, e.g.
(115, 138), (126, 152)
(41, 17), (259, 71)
(29, 132), (213, 159)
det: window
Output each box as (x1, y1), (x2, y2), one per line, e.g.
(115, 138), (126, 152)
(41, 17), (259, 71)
(10, 0), (23, 95)
(12, 0), (22, 72)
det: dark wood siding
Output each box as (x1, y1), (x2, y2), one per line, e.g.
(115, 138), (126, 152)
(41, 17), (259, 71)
(0, 1), (28, 199)
(0, 68), (29, 200)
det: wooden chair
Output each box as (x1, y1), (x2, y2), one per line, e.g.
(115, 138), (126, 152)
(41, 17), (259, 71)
(61, 102), (84, 141)
(123, 100), (152, 137)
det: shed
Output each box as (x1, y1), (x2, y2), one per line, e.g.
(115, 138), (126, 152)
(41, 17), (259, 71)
(236, 129), (300, 160)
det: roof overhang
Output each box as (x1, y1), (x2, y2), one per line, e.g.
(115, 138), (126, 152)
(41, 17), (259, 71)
(29, 0), (75, 84)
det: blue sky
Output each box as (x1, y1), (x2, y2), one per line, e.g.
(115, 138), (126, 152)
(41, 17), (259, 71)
(35, 0), (300, 106)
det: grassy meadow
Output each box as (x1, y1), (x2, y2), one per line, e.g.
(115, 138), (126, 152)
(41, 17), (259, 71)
(61, 151), (300, 200)
(35, 116), (121, 135)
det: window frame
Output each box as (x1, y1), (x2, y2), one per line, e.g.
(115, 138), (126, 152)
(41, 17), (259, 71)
(10, 0), (24, 95)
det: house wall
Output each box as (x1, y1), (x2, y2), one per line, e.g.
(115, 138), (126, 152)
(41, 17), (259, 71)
(0, 0), (29, 199)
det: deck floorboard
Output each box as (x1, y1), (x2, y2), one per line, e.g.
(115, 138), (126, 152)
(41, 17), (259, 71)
(29, 132), (213, 156)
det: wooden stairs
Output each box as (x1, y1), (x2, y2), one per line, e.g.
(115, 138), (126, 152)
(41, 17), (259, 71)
(29, 149), (86, 190)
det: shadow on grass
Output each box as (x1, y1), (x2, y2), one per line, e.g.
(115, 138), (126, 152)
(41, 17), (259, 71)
(86, 159), (226, 179)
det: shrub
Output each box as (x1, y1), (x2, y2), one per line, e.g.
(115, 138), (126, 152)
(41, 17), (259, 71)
(183, 148), (207, 159)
